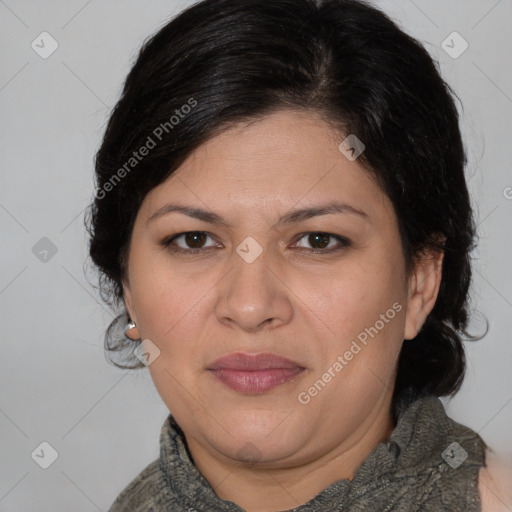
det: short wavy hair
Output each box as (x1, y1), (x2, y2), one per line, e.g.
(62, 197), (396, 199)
(85, 0), (485, 414)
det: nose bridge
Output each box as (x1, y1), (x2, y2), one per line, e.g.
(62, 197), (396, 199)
(230, 235), (274, 303)
(216, 236), (291, 331)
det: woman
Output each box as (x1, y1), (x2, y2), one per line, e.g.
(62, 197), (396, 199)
(85, 0), (512, 510)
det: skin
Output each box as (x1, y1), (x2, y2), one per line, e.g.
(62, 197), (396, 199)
(479, 453), (512, 511)
(123, 109), (445, 512)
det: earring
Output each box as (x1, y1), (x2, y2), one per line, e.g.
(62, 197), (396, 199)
(124, 320), (139, 340)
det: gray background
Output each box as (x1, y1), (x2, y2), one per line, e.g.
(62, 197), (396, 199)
(1, 0), (511, 510)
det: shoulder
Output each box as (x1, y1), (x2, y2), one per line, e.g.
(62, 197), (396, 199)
(479, 450), (512, 512)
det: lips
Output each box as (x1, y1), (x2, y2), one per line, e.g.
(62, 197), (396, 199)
(207, 352), (306, 393)
(208, 352), (304, 371)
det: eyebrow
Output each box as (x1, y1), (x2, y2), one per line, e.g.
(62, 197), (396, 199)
(147, 201), (369, 227)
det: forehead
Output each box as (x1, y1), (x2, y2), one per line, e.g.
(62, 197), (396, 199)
(140, 110), (393, 225)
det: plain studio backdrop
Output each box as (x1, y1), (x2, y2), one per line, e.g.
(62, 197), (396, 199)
(1, 1), (511, 510)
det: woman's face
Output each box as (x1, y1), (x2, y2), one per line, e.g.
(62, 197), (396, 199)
(123, 109), (441, 469)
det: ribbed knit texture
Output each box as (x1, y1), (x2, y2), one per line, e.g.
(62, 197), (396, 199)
(108, 394), (486, 511)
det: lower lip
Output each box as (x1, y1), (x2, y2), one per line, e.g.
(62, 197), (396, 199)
(208, 368), (305, 393)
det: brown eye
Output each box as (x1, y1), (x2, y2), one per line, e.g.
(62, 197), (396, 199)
(160, 231), (217, 252)
(181, 232), (209, 249)
(294, 232), (350, 253)
(307, 233), (330, 249)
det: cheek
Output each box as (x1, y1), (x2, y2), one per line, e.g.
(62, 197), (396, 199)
(311, 256), (406, 385)
(128, 243), (203, 332)
(128, 260), (217, 383)
(319, 259), (404, 333)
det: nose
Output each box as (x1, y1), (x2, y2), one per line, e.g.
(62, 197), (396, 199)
(215, 244), (294, 333)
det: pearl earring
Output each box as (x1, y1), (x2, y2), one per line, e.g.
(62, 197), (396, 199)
(124, 320), (138, 339)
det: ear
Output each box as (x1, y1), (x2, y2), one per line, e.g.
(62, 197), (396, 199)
(403, 235), (445, 340)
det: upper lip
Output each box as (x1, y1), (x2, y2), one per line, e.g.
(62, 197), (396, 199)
(207, 352), (305, 371)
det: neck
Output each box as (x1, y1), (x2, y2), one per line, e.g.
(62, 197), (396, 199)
(184, 395), (395, 512)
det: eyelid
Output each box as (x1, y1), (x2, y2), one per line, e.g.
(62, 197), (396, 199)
(165, 232), (219, 250)
(291, 232), (351, 250)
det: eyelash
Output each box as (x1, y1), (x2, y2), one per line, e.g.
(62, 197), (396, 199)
(159, 231), (351, 255)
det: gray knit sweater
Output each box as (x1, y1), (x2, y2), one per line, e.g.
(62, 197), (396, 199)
(108, 395), (486, 511)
